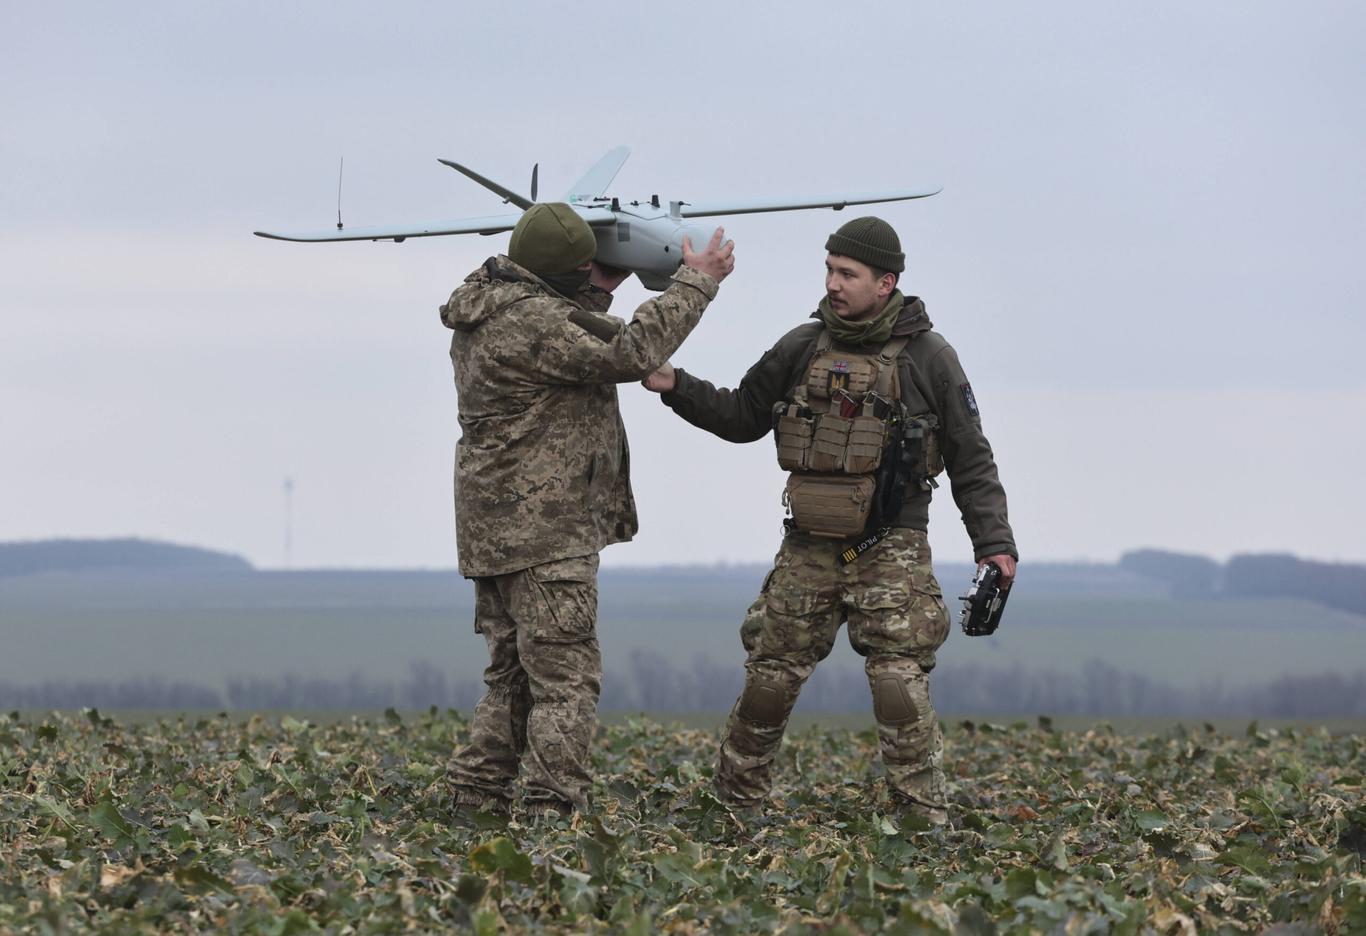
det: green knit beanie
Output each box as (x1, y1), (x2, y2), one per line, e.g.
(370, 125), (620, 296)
(508, 203), (596, 275)
(825, 216), (905, 273)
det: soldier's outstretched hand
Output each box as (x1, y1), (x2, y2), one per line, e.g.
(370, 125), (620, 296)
(642, 362), (676, 394)
(682, 227), (735, 283)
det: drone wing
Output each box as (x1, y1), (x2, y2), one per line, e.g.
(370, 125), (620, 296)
(254, 206), (616, 243)
(677, 186), (942, 218)
(253, 212), (524, 242)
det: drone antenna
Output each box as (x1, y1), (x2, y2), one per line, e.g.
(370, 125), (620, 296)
(530, 163), (538, 202)
(336, 157), (345, 230)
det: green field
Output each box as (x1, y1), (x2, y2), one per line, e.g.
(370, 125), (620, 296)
(4, 710), (1364, 932)
(7, 595), (1366, 689)
(3, 569), (1365, 714)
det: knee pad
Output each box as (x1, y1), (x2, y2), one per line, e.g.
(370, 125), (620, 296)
(737, 677), (791, 727)
(872, 674), (920, 727)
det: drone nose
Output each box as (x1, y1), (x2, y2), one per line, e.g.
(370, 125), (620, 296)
(674, 222), (717, 254)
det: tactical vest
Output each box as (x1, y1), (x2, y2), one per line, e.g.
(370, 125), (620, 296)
(772, 330), (943, 538)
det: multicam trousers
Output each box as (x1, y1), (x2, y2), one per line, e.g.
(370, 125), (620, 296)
(449, 554), (602, 812)
(716, 528), (950, 812)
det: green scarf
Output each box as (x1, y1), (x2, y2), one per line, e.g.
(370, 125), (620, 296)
(818, 290), (904, 347)
(540, 267), (593, 300)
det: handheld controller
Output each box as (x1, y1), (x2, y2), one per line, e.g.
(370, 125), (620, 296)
(959, 561), (1010, 636)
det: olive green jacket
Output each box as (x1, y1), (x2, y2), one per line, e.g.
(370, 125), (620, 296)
(661, 296), (1017, 561)
(441, 256), (718, 577)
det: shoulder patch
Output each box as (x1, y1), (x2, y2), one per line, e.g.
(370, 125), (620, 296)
(567, 307), (621, 343)
(960, 382), (980, 417)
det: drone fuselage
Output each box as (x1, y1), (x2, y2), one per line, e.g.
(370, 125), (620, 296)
(575, 199), (718, 291)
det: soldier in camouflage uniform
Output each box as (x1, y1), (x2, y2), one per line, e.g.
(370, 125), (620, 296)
(441, 202), (734, 817)
(643, 217), (1016, 825)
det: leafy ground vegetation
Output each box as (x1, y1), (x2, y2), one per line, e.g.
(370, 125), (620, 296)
(3, 710), (1364, 934)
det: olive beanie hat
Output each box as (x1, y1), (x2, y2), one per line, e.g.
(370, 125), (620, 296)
(825, 216), (905, 273)
(508, 203), (596, 275)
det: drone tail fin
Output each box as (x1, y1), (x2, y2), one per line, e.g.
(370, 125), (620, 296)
(437, 159), (534, 209)
(564, 146), (630, 202)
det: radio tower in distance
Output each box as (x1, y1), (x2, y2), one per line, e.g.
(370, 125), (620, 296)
(283, 476), (294, 568)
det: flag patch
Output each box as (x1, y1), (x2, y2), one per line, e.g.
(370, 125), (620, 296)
(960, 382), (980, 416)
(828, 361), (850, 396)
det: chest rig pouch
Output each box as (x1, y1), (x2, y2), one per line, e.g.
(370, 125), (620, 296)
(773, 331), (942, 538)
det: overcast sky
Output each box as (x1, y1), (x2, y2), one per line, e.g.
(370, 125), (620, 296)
(3, 1), (1363, 569)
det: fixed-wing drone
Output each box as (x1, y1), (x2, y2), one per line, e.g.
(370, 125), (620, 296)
(254, 147), (941, 290)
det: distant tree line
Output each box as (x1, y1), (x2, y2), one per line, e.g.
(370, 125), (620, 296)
(6, 656), (1365, 717)
(0, 678), (223, 710)
(619, 652), (1366, 718)
(1223, 554), (1366, 618)
(1120, 549), (1366, 615)
(1118, 549), (1222, 598)
(223, 664), (475, 710)
(0, 538), (251, 576)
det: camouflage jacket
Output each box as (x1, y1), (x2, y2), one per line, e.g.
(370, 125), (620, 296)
(440, 256), (718, 577)
(661, 296), (1017, 561)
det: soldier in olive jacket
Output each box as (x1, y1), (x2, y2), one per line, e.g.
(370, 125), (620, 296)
(644, 217), (1015, 825)
(442, 203), (734, 818)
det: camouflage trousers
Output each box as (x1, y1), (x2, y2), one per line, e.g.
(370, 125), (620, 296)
(449, 554), (602, 812)
(716, 528), (950, 812)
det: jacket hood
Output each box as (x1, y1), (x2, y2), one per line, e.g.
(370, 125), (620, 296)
(439, 255), (557, 331)
(890, 295), (932, 336)
(807, 294), (933, 337)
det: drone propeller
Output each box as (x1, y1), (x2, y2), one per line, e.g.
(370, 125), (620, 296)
(530, 163), (538, 203)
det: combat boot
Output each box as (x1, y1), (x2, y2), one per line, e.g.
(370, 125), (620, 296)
(731, 803), (773, 832)
(891, 796), (948, 832)
(521, 798), (577, 829)
(713, 791), (772, 839)
(450, 793), (510, 830)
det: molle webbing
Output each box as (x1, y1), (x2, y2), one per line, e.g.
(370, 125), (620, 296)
(774, 332), (911, 538)
(775, 334), (909, 475)
(795, 331), (908, 411)
(782, 474), (876, 539)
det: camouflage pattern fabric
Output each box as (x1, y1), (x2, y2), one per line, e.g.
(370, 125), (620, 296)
(716, 528), (950, 815)
(440, 256), (717, 578)
(449, 554), (602, 813)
